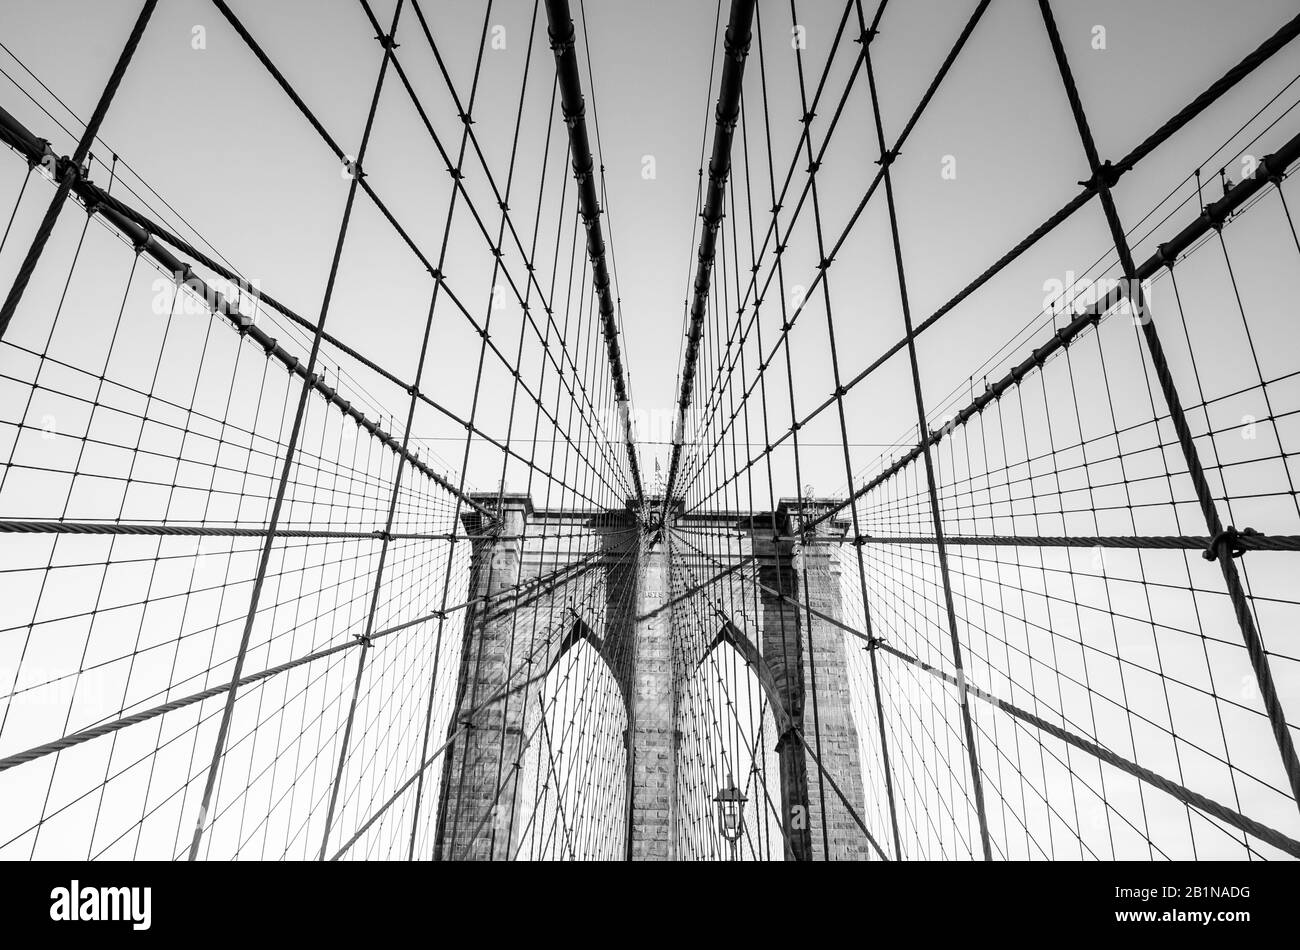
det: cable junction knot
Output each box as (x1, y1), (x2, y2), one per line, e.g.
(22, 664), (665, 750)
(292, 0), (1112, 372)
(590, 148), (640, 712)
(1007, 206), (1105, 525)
(53, 152), (87, 187)
(1079, 159), (1120, 191)
(1203, 525), (1259, 562)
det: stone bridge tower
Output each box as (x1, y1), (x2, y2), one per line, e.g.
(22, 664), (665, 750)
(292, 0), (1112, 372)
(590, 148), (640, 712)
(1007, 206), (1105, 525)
(432, 493), (867, 860)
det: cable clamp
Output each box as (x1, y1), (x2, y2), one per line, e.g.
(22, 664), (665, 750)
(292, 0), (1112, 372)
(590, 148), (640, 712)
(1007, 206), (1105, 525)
(723, 29), (752, 62)
(82, 186), (105, 218)
(1079, 160), (1120, 191)
(353, 633), (373, 648)
(53, 154), (83, 186)
(30, 139), (53, 172)
(1203, 526), (1258, 562)
(1154, 241), (1177, 270)
(1260, 153), (1284, 185)
(1200, 202), (1228, 232)
(548, 24), (576, 56)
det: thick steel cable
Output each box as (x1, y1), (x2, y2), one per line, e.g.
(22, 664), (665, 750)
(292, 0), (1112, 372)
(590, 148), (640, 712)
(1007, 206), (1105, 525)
(684, 7), (1300, 515)
(544, 0), (643, 505)
(1037, 0), (1300, 814)
(335, 529), (640, 860)
(186, 4), (407, 860)
(873, 640), (1300, 859)
(796, 128), (1300, 538)
(672, 528), (1300, 859)
(676, 0), (984, 501)
(0, 106), (498, 518)
(204, 0), (629, 508)
(661, 0), (757, 516)
(0, 0), (157, 341)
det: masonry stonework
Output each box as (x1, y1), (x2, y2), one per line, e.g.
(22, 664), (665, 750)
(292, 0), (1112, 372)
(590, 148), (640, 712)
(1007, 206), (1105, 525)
(434, 494), (867, 860)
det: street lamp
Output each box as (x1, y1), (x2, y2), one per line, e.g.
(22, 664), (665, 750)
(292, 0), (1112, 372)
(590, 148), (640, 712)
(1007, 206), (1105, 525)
(714, 775), (747, 857)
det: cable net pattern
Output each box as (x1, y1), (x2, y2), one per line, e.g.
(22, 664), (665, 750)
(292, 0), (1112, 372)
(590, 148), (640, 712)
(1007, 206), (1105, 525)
(0, 0), (1298, 861)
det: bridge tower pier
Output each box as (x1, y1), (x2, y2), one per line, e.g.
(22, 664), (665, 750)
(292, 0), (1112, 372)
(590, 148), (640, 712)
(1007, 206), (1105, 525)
(748, 499), (869, 861)
(432, 494), (685, 860)
(626, 518), (676, 860)
(432, 494), (868, 860)
(432, 493), (534, 862)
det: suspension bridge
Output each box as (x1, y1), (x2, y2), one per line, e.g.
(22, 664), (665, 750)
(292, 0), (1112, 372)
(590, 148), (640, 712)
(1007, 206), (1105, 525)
(0, 0), (1299, 861)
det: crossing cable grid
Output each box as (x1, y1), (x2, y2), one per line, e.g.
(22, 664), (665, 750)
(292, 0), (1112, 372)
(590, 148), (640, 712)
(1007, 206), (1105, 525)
(666, 0), (1300, 860)
(0, 0), (1298, 864)
(0, 0), (642, 860)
